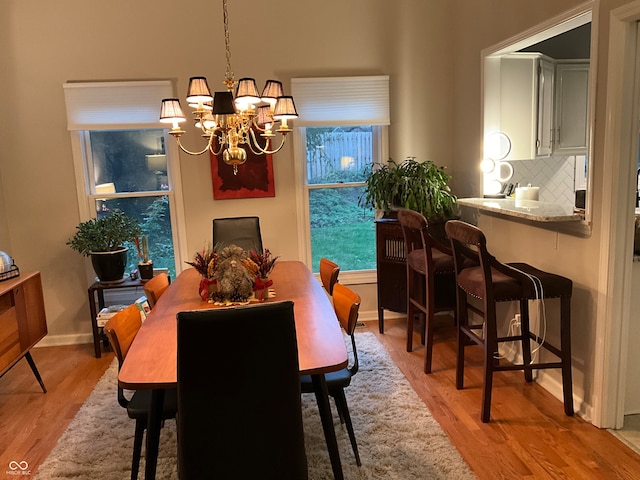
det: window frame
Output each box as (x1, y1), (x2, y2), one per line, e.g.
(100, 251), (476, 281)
(293, 125), (388, 284)
(64, 80), (188, 277)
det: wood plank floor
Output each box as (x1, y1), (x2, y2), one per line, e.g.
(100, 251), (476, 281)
(0, 345), (114, 477)
(1, 320), (639, 478)
(363, 317), (640, 479)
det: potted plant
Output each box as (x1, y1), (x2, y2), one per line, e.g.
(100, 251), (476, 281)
(361, 157), (458, 221)
(67, 210), (142, 283)
(135, 235), (154, 281)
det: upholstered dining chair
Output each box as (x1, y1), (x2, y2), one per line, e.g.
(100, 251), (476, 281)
(397, 208), (457, 374)
(445, 220), (574, 423)
(300, 283), (362, 466)
(319, 258), (340, 296)
(212, 216), (263, 253)
(143, 272), (170, 309)
(103, 305), (178, 480)
(176, 301), (307, 479)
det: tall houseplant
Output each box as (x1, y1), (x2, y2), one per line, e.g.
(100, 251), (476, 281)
(361, 157), (458, 221)
(67, 211), (142, 283)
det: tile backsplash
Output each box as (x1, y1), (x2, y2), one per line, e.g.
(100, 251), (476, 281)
(509, 155), (579, 207)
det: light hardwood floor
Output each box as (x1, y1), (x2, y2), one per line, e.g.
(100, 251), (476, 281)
(0, 345), (114, 477)
(1, 319), (639, 479)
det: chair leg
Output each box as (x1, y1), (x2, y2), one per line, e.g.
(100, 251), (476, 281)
(481, 328), (497, 423)
(560, 296), (574, 416)
(481, 301), (499, 423)
(456, 292), (468, 390)
(424, 275), (437, 374)
(332, 388), (361, 467)
(519, 299), (533, 382)
(131, 420), (145, 480)
(406, 270), (425, 352)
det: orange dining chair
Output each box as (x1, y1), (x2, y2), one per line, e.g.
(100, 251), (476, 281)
(445, 220), (574, 422)
(397, 208), (457, 373)
(104, 305), (178, 480)
(319, 258), (340, 296)
(143, 272), (170, 309)
(300, 283), (362, 466)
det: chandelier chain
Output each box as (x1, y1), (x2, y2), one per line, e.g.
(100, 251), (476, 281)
(222, 0), (235, 91)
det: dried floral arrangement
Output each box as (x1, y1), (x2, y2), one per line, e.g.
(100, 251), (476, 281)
(186, 244), (278, 303)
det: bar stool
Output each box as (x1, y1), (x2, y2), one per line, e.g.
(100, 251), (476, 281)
(397, 208), (457, 373)
(445, 220), (574, 423)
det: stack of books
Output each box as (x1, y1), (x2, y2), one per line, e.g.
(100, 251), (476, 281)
(96, 304), (128, 327)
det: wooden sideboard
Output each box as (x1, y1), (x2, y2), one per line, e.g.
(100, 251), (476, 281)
(375, 218), (407, 333)
(0, 271), (48, 392)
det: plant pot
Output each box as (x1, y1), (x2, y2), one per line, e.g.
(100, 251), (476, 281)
(90, 248), (128, 284)
(139, 261), (154, 281)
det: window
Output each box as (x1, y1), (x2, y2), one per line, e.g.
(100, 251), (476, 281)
(64, 81), (186, 279)
(292, 76), (389, 276)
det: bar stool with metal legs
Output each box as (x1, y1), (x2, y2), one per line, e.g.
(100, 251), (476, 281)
(445, 220), (574, 423)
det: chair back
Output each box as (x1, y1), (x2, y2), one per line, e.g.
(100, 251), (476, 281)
(446, 220), (533, 303)
(212, 216), (263, 254)
(104, 304), (142, 367)
(332, 283), (361, 376)
(143, 272), (170, 308)
(103, 304), (142, 408)
(397, 208), (453, 259)
(176, 301), (307, 480)
(319, 258), (340, 295)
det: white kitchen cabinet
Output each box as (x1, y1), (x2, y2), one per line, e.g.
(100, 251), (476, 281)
(554, 62), (589, 155)
(500, 53), (554, 161)
(536, 58), (555, 157)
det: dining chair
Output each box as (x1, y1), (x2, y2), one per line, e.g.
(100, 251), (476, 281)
(445, 220), (574, 422)
(212, 216), (263, 253)
(319, 258), (340, 295)
(142, 272), (170, 309)
(300, 283), (362, 466)
(176, 301), (307, 479)
(103, 304), (178, 480)
(397, 208), (457, 373)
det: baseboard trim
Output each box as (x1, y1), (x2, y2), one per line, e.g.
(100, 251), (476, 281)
(358, 309), (405, 323)
(36, 334), (94, 348)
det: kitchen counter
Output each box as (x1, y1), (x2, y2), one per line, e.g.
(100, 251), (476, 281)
(458, 198), (583, 223)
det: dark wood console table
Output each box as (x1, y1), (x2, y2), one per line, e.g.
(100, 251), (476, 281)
(0, 271), (48, 392)
(87, 277), (148, 358)
(375, 218), (407, 333)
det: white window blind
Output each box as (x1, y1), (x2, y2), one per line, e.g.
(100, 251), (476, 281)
(63, 80), (173, 130)
(291, 76), (390, 127)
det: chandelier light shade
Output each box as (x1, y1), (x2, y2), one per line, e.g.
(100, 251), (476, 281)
(159, 0), (297, 175)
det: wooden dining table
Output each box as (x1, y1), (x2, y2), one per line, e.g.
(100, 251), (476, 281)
(118, 260), (349, 480)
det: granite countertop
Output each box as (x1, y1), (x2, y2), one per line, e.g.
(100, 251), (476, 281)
(457, 198), (583, 223)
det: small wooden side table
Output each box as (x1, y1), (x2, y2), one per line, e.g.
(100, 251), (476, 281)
(88, 277), (148, 358)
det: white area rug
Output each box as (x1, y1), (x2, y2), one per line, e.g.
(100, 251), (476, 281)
(34, 332), (475, 479)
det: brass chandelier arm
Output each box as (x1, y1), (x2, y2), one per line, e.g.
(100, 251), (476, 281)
(160, 0), (298, 173)
(175, 135), (215, 156)
(247, 129), (287, 155)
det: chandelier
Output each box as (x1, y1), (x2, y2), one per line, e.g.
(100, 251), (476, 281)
(159, 0), (298, 175)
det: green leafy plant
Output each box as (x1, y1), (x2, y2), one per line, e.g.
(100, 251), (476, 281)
(361, 157), (458, 220)
(67, 211), (142, 256)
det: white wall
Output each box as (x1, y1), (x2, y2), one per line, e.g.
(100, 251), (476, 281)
(5, 0), (640, 425)
(449, 0), (640, 423)
(0, 0), (452, 339)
